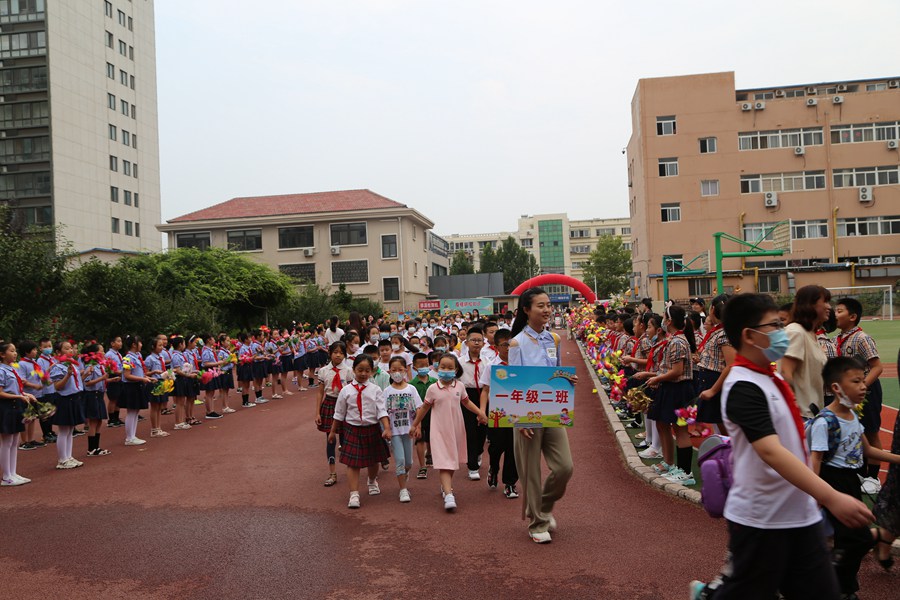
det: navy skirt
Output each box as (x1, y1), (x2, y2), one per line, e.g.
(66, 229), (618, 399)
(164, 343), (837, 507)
(279, 355), (294, 373)
(106, 381), (123, 403)
(0, 398), (25, 434)
(695, 368), (723, 423)
(173, 375), (193, 397)
(218, 370), (235, 390)
(648, 380), (695, 424)
(265, 358), (276, 375)
(237, 363), (254, 382)
(200, 375), (220, 392)
(52, 392), (86, 427)
(83, 390), (110, 420)
(120, 382), (149, 410)
(294, 355), (308, 372)
(251, 361), (267, 380)
(148, 381), (170, 404)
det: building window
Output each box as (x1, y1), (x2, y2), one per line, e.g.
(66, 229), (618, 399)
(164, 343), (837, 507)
(176, 232), (211, 250)
(0, 135), (50, 162)
(124, 220), (132, 236)
(520, 238), (533, 247)
(135, 223), (140, 237)
(121, 99), (129, 116)
(383, 277), (400, 301)
(278, 225), (314, 249)
(279, 263), (316, 284)
(622, 242), (632, 251)
(0, 31), (46, 57)
(740, 171), (826, 194)
(226, 229), (262, 251)
(0, 171), (51, 198)
(118, 40), (127, 56)
(739, 127), (824, 151)
(833, 165), (900, 188)
(621, 227), (631, 235)
(108, 93), (116, 109)
(133, 193), (139, 208)
(658, 158), (678, 177)
(758, 274), (781, 293)
(109, 155), (118, 171)
(132, 134), (137, 149)
(124, 190), (132, 206)
(831, 122), (899, 144)
(432, 263), (448, 277)
(332, 260), (369, 284)
(110, 186), (119, 203)
(381, 234), (398, 258)
(837, 215), (900, 237)
(791, 220), (828, 240)
(132, 164), (138, 178)
(129, 74), (134, 89)
(656, 116), (676, 136)
(108, 124), (117, 140)
(122, 160), (131, 176)
(700, 180), (719, 196)
(129, 46), (133, 60)
(661, 203), (681, 223)
(127, 16), (132, 31)
(570, 228), (590, 238)
(866, 83), (887, 91)
(19, 206), (51, 226)
(111, 217), (119, 233)
(106, 62), (115, 79)
(105, 31), (113, 48)
(104, 1), (112, 18)
(688, 279), (712, 296)
(117, 9), (125, 26)
(571, 245), (591, 254)
(121, 130), (130, 146)
(131, 104), (136, 119)
(0, 101), (49, 127)
(119, 69), (127, 85)
(699, 137), (717, 154)
(664, 255), (684, 273)
(742, 222), (777, 242)
(330, 222), (367, 246)
(595, 227), (615, 237)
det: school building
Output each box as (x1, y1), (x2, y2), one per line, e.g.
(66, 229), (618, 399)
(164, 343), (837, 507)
(157, 189), (450, 310)
(0, 1), (162, 260)
(627, 71), (900, 302)
(443, 214), (631, 302)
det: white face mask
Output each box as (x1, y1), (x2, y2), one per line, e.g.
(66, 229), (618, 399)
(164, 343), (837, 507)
(390, 372), (405, 383)
(834, 387), (856, 409)
(391, 344), (401, 352)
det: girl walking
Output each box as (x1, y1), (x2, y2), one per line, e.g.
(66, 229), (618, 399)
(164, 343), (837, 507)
(384, 356), (423, 502)
(316, 342), (353, 487)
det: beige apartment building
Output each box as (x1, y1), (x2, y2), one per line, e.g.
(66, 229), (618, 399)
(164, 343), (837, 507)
(627, 71), (900, 301)
(158, 189), (448, 310)
(444, 213), (631, 301)
(0, 0), (162, 259)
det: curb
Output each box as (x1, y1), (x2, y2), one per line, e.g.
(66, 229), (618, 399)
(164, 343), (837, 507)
(575, 341), (702, 505)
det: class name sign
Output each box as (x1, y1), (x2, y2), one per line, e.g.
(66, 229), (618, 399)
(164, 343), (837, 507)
(488, 366), (576, 428)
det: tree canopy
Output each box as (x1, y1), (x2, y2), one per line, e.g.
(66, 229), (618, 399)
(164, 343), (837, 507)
(449, 249), (475, 275)
(492, 236), (540, 294)
(580, 235), (632, 298)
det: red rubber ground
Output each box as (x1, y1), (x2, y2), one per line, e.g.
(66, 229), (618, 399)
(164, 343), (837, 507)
(1, 338), (895, 599)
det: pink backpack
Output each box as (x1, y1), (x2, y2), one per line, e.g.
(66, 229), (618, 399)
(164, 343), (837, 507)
(698, 435), (732, 518)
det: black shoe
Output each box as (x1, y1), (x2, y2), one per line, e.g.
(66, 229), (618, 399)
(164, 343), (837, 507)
(44, 435), (57, 444)
(18, 442), (37, 451)
(107, 420), (124, 428)
(487, 470), (498, 489)
(31, 439), (46, 448)
(72, 429), (86, 437)
(137, 415), (145, 422)
(504, 484), (519, 499)
(205, 412), (223, 420)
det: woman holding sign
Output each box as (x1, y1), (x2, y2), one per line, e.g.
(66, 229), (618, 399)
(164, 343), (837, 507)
(509, 287), (575, 544)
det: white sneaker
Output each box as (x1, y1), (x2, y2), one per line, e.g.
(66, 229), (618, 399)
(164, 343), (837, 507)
(638, 447), (661, 459)
(367, 479), (380, 495)
(347, 492), (360, 509)
(56, 460), (76, 470)
(861, 477), (882, 495)
(13, 474), (31, 484)
(399, 489), (411, 503)
(467, 469), (480, 481)
(255, 398), (269, 404)
(125, 437), (146, 446)
(477, 456), (482, 468)
(66, 458), (84, 467)
(1, 477), (25, 486)
(174, 422), (191, 430)
(443, 492), (457, 511)
(548, 514), (557, 532)
(663, 466), (684, 481)
(666, 469), (697, 486)
(530, 530), (552, 544)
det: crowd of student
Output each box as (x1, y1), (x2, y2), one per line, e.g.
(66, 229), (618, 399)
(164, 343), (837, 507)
(574, 289), (898, 599)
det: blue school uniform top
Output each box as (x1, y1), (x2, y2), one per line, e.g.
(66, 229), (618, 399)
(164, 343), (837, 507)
(105, 349), (124, 383)
(84, 363), (106, 392)
(508, 325), (561, 368)
(124, 351), (147, 378)
(293, 340), (306, 358)
(49, 360), (84, 396)
(250, 341), (264, 361)
(170, 350), (189, 374)
(238, 344), (253, 363)
(305, 339), (317, 354)
(0, 363), (23, 395)
(200, 346), (218, 368)
(217, 348), (233, 372)
(144, 352), (166, 381)
(17, 358), (43, 398)
(161, 348), (172, 363)
(185, 348), (201, 371)
(264, 341), (277, 357)
(38, 355), (57, 394)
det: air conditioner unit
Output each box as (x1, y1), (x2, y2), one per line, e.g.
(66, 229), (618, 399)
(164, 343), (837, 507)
(741, 102), (752, 111)
(794, 146), (805, 155)
(774, 90), (786, 98)
(858, 258), (870, 265)
(330, 246), (340, 256)
(806, 98), (818, 106)
(884, 256), (898, 264)
(754, 101), (766, 110)
(764, 191), (778, 207)
(807, 87), (818, 95)
(888, 139), (899, 150)
(858, 186), (872, 202)
(833, 96), (844, 104)
(871, 257), (883, 265)
(837, 84), (848, 92)
(303, 248), (314, 257)
(889, 80), (899, 89)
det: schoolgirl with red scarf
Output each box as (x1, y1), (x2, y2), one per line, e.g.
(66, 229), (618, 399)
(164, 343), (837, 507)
(49, 340), (87, 468)
(694, 294), (734, 430)
(1, 342), (36, 485)
(316, 342), (353, 487)
(121, 335), (152, 446)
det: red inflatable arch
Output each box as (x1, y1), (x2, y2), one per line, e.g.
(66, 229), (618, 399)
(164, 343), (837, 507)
(510, 275), (597, 304)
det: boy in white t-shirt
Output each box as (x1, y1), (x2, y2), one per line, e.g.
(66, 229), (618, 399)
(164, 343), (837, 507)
(384, 357), (423, 502)
(693, 294), (872, 600)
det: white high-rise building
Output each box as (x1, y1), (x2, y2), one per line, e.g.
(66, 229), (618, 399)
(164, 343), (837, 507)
(1, 0), (161, 259)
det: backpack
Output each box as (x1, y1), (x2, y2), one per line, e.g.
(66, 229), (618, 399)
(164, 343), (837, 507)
(698, 435), (733, 519)
(805, 408), (842, 463)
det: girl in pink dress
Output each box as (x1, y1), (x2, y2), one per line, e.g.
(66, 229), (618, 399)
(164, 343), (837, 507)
(411, 353), (487, 512)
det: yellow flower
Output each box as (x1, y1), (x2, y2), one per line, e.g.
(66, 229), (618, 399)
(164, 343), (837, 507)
(11, 362), (20, 368)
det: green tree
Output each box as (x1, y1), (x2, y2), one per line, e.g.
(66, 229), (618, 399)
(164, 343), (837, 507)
(450, 249), (475, 275)
(495, 236), (540, 294)
(0, 205), (70, 340)
(478, 242), (499, 274)
(581, 235), (632, 298)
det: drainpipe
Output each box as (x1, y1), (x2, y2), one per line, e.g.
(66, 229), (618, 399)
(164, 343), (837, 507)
(397, 217), (404, 310)
(832, 206), (839, 264)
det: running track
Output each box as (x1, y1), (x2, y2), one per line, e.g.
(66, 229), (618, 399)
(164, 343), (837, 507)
(1, 338), (895, 599)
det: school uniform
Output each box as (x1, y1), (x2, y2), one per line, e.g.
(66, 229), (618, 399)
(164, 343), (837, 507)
(48, 359), (86, 426)
(120, 351), (150, 410)
(647, 333), (694, 425)
(834, 326), (882, 435)
(459, 351), (488, 472)
(482, 361), (518, 486)
(185, 349), (202, 397)
(0, 363), (26, 434)
(264, 341), (278, 375)
(217, 348), (235, 389)
(145, 352), (169, 404)
(236, 344), (254, 382)
(250, 341), (268, 380)
(277, 341), (294, 375)
(171, 350), (194, 397)
(317, 362), (353, 433)
(333, 380), (389, 468)
(199, 346), (220, 392)
(82, 363), (109, 420)
(695, 325), (729, 423)
(103, 349), (124, 405)
(292, 339), (307, 375)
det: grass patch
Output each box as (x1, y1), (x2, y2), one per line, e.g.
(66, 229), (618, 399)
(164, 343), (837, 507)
(858, 320), (900, 366)
(883, 378), (899, 410)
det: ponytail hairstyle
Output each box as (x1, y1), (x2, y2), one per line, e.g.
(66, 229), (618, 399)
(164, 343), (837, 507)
(329, 315), (339, 333)
(170, 336), (185, 350)
(665, 305), (696, 353)
(124, 335), (141, 351)
(510, 287), (549, 338)
(710, 293), (731, 321)
(238, 332), (249, 343)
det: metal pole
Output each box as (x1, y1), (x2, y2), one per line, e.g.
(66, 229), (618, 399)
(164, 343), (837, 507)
(662, 255), (669, 303)
(715, 233), (724, 294)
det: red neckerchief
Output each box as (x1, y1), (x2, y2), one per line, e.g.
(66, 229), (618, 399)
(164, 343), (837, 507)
(697, 324), (723, 354)
(733, 355), (808, 460)
(645, 333), (672, 372)
(330, 365), (343, 392)
(467, 354), (481, 390)
(4, 363), (24, 394)
(157, 352), (166, 371)
(352, 382), (366, 417)
(628, 336), (640, 357)
(191, 350), (200, 370)
(835, 326), (860, 357)
(815, 328), (826, 336)
(128, 351), (147, 375)
(57, 355), (81, 387)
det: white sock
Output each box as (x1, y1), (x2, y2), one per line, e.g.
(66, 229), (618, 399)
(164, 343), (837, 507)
(125, 410), (139, 440)
(8, 435), (17, 475)
(57, 426), (72, 462)
(0, 434), (14, 478)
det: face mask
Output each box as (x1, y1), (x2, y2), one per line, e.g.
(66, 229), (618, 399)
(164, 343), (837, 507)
(369, 336), (378, 344)
(437, 370), (455, 381)
(434, 347), (446, 353)
(41, 347), (52, 356)
(390, 372), (405, 383)
(416, 367), (431, 377)
(391, 344), (401, 352)
(751, 328), (790, 362)
(408, 328), (415, 334)
(379, 333), (390, 340)
(650, 334), (658, 344)
(835, 388), (856, 409)
(349, 344), (359, 353)
(411, 344), (420, 351)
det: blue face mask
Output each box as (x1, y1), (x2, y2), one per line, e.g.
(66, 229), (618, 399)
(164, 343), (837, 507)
(751, 328), (790, 362)
(379, 332), (390, 340)
(416, 367), (431, 377)
(41, 347), (52, 356)
(437, 370), (456, 381)
(650, 334), (658, 344)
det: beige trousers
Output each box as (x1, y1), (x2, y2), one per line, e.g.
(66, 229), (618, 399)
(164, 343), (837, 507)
(513, 427), (574, 534)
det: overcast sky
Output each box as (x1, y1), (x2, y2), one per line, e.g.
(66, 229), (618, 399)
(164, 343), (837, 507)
(155, 0), (900, 236)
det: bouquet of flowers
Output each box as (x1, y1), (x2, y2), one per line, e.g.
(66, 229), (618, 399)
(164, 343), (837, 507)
(151, 379), (175, 396)
(81, 352), (106, 367)
(200, 368), (221, 385)
(624, 384), (653, 414)
(23, 400), (56, 423)
(675, 405), (698, 427)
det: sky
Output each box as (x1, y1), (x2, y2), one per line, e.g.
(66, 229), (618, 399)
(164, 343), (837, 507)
(154, 0), (900, 236)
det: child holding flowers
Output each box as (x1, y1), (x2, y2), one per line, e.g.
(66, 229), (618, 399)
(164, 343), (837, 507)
(236, 332), (256, 407)
(216, 334), (237, 413)
(80, 343), (111, 456)
(49, 340), (86, 469)
(1, 342), (36, 486)
(121, 335), (152, 446)
(16, 341), (47, 451)
(199, 334), (224, 419)
(170, 336), (195, 430)
(144, 337), (171, 437)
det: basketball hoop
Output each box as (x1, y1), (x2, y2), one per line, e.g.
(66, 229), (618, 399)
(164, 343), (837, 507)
(772, 220), (791, 252)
